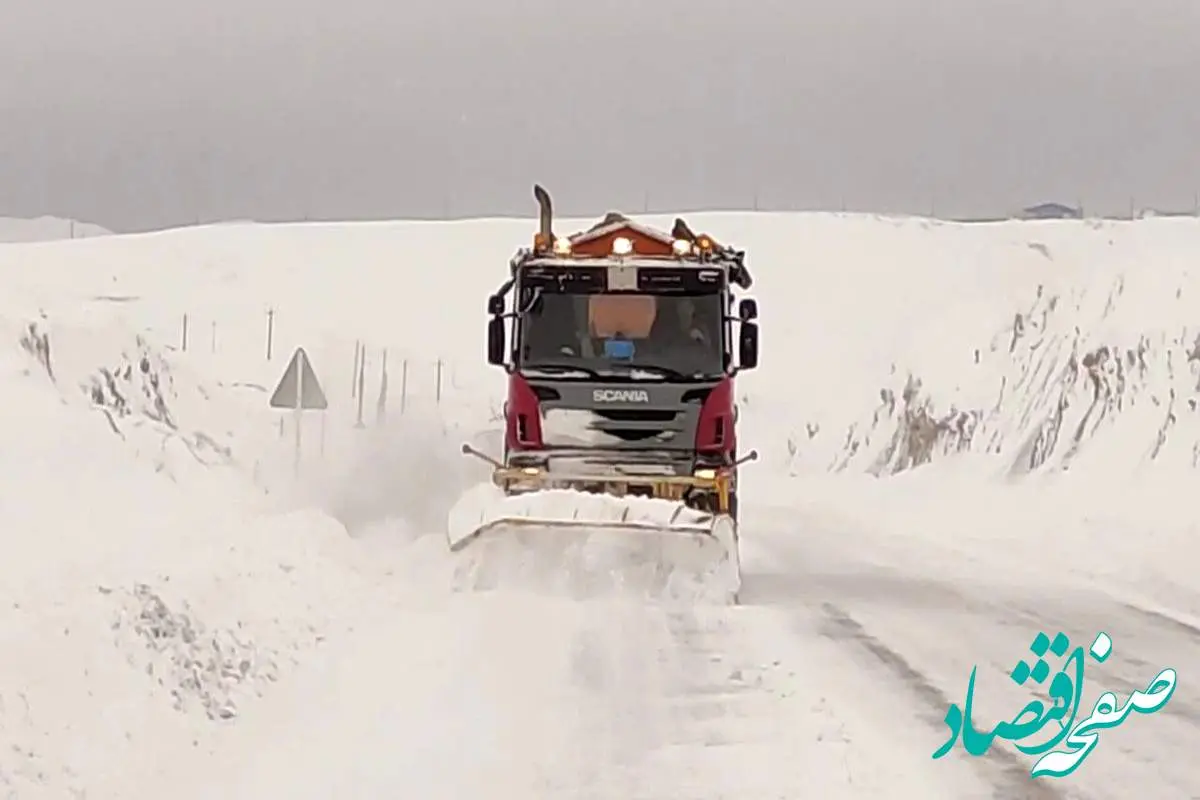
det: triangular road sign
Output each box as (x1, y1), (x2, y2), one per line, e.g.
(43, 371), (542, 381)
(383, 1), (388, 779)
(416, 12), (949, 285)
(269, 347), (328, 410)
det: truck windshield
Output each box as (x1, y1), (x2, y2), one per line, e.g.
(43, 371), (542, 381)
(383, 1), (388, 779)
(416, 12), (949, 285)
(517, 291), (725, 378)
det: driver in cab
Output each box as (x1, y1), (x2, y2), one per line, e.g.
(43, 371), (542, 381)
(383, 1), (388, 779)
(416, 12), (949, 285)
(587, 295), (707, 359)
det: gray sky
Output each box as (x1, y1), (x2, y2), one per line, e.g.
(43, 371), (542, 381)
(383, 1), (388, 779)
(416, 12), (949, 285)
(1, 0), (1198, 231)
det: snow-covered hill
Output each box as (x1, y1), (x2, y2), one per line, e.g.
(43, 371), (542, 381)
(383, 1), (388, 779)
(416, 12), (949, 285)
(786, 218), (1200, 482)
(1, 212), (1198, 797)
(0, 215), (110, 242)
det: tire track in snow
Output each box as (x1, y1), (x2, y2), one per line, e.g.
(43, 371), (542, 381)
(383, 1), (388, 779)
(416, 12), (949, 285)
(560, 601), (677, 797)
(1118, 602), (1200, 641)
(553, 567), (1059, 798)
(781, 568), (1200, 796)
(559, 601), (784, 797)
(745, 503), (1200, 795)
(967, 593), (1200, 795)
(818, 602), (1072, 800)
(998, 599), (1200, 727)
(560, 597), (973, 797)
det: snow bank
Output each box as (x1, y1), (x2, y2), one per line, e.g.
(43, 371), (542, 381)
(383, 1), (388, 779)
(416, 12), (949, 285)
(0, 309), (389, 797)
(778, 218), (1200, 482)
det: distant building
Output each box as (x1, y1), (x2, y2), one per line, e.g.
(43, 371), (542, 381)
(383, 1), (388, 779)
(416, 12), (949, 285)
(1136, 207), (1198, 219)
(1019, 202), (1082, 220)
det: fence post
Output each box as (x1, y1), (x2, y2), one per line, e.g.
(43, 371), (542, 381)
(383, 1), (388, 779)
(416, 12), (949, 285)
(376, 348), (388, 425)
(265, 309), (275, 360)
(181, 313), (189, 351)
(351, 341), (360, 398)
(401, 359), (408, 414)
(210, 320), (217, 353)
(355, 348), (366, 428)
(435, 359), (443, 405)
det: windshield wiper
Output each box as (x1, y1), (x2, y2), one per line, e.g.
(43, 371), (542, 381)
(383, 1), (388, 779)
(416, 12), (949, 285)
(524, 362), (715, 382)
(521, 363), (604, 378)
(620, 363), (699, 380)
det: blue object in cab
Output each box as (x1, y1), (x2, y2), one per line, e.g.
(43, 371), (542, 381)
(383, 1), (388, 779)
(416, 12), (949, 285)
(604, 338), (635, 359)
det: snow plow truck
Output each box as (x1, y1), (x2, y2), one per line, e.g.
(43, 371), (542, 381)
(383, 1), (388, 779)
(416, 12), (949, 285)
(448, 185), (760, 603)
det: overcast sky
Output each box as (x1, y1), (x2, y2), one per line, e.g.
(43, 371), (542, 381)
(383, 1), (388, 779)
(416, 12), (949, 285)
(0, 0), (1198, 231)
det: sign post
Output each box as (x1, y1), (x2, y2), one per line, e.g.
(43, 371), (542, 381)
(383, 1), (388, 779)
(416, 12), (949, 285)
(269, 347), (329, 474)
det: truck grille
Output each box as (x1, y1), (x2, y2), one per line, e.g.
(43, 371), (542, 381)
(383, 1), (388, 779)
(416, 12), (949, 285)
(591, 408), (682, 443)
(592, 409), (678, 423)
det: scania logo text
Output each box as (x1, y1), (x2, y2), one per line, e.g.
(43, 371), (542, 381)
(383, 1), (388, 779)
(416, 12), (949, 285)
(593, 389), (650, 403)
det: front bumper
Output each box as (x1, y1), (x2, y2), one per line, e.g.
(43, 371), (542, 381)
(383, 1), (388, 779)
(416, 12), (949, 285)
(497, 448), (736, 512)
(505, 447), (729, 477)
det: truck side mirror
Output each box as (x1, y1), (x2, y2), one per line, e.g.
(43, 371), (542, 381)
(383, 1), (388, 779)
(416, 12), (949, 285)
(487, 316), (506, 366)
(738, 321), (759, 370)
(739, 298), (758, 320)
(488, 294), (504, 315)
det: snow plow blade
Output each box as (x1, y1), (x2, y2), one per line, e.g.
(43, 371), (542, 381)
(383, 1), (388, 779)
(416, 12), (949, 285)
(446, 445), (752, 604)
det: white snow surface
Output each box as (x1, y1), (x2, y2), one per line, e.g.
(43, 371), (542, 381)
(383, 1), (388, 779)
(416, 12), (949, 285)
(1, 213), (1199, 797)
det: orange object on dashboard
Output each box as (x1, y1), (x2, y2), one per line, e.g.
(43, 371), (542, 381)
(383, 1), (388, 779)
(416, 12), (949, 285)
(588, 294), (657, 338)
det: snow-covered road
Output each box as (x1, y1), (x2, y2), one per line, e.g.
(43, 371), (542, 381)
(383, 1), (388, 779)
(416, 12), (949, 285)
(152, 571), (966, 798)
(129, 491), (1198, 800)
(746, 498), (1200, 799)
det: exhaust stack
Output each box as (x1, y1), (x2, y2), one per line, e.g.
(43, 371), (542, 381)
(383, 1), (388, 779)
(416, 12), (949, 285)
(533, 184), (553, 248)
